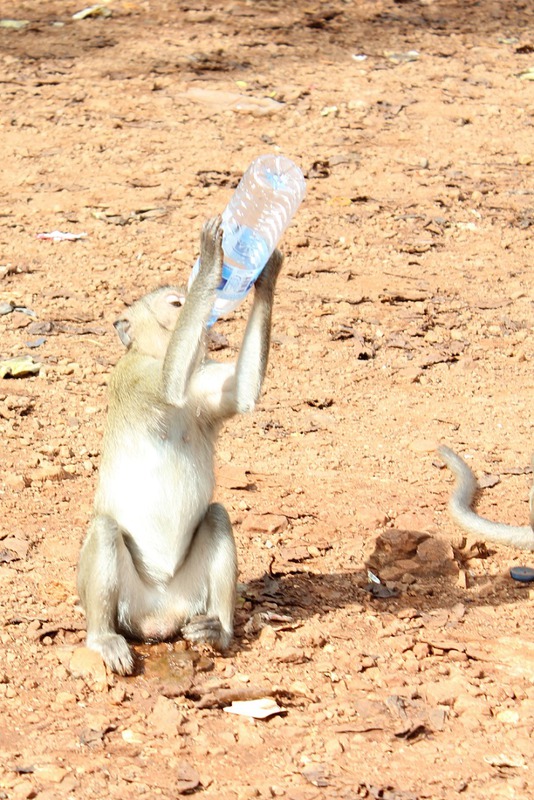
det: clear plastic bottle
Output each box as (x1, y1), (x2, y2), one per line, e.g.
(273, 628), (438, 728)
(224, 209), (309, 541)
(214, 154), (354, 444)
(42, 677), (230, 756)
(189, 154), (306, 326)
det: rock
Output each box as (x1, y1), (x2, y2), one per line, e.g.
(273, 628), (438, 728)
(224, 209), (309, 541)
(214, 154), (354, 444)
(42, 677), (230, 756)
(258, 625), (277, 649)
(1, 537), (30, 558)
(34, 765), (69, 783)
(409, 438), (439, 453)
(69, 647), (108, 691)
(147, 695), (184, 736)
(353, 506), (388, 528)
(54, 691), (77, 707)
(496, 709), (520, 725)
(4, 474), (30, 491)
(109, 684), (127, 705)
(394, 510), (436, 533)
(175, 761), (201, 795)
(466, 637), (534, 679)
(416, 536), (459, 575)
(29, 464), (70, 483)
(241, 513), (288, 534)
(11, 780), (35, 798)
(373, 529), (429, 561)
(422, 677), (467, 707)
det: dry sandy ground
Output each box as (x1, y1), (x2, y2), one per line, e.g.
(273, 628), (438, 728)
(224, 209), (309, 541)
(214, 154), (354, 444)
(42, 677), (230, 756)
(1, 1), (534, 798)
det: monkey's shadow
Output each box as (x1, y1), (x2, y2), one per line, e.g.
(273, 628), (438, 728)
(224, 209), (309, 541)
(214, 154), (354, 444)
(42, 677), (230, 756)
(235, 528), (528, 644)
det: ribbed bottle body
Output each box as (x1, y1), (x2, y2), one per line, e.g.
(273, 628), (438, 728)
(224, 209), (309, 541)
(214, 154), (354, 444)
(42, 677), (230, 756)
(189, 155), (305, 326)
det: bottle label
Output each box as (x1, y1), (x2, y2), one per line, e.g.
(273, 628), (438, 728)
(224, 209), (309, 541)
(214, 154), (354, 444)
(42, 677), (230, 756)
(217, 263), (258, 301)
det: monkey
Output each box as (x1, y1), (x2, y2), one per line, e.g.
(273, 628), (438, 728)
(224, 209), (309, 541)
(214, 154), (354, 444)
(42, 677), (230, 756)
(77, 215), (284, 675)
(437, 444), (534, 550)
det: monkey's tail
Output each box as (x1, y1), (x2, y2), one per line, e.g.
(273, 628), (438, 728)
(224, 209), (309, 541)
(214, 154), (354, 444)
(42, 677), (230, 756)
(438, 445), (534, 551)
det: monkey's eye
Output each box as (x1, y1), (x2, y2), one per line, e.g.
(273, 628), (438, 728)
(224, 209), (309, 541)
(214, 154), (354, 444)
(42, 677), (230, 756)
(166, 293), (184, 307)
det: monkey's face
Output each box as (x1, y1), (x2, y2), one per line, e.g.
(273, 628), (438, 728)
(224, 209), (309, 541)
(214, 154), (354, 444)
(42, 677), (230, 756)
(114, 286), (186, 358)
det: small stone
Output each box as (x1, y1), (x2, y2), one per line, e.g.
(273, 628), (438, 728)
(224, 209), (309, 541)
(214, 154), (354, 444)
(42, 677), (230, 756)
(409, 438), (439, 453)
(4, 474), (30, 491)
(121, 727), (145, 744)
(109, 684), (127, 705)
(29, 464), (70, 483)
(416, 536), (458, 575)
(399, 366), (422, 383)
(55, 691), (77, 706)
(422, 677), (466, 707)
(412, 642), (430, 660)
(147, 695), (184, 736)
(354, 506), (388, 528)
(496, 708), (520, 725)
(241, 513), (288, 534)
(69, 647), (108, 691)
(258, 625), (277, 649)
(34, 765), (69, 783)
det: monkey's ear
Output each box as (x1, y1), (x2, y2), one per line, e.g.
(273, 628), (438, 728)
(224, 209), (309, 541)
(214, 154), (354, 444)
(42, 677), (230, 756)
(114, 318), (132, 348)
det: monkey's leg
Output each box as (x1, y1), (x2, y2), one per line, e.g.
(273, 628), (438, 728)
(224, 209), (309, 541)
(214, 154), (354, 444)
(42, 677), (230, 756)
(173, 503), (237, 650)
(77, 515), (136, 675)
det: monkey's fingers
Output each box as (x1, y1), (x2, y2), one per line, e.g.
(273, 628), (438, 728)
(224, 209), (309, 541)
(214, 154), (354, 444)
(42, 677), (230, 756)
(200, 215), (224, 273)
(182, 615), (229, 651)
(87, 632), (135, 676)
(256, 248), (284, 292)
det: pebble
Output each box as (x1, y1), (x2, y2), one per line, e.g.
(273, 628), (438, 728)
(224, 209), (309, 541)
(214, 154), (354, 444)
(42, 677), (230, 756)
(409, 438), (439, 453)
(416, 537), (458, 574)
(69, 647), (108, 691)
(34, 765), (69, 783)
(258, 625), (277, 649)
(109, 684), (127, 705)
(54, 691), (77, 706)
(241, 513), (288, 534)
(148, 695), (184, 736)
(422, 676), (467, 707)
(29, 464), (70, 483)
(353, 506), (388, 528)
(4, 474), (30, 490)
(412, 642), (430, 661)
(495, 708), (520, 725)
(121, 727), (145, 744)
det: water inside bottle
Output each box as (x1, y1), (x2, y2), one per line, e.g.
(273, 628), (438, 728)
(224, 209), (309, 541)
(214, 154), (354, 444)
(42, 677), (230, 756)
(223, 224), (270, 271)
(216, 225), (270, 301)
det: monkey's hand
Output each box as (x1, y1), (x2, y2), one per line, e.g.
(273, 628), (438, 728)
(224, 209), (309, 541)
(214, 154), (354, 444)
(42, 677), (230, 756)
(255, 248), (284, 296)
(87, 632), (135, 676)
(198, 215), (224, 285)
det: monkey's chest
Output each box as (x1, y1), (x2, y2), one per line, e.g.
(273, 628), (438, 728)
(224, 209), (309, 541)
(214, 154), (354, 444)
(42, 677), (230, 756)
(98, 430), (215, 578)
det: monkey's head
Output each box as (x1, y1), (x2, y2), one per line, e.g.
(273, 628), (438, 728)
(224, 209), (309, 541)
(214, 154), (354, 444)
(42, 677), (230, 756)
(114, 286), (186, 359)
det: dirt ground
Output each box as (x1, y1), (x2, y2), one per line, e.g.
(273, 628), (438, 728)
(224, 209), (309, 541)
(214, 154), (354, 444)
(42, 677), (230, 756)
(1, 0), (534, 797)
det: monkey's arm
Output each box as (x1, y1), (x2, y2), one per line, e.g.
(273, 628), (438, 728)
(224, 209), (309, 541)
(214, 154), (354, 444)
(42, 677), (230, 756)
(189, 248), (283, 419)
(438, 445), (534, 550)
(163, 216), (223, 407)
(232, 248), (284, 414)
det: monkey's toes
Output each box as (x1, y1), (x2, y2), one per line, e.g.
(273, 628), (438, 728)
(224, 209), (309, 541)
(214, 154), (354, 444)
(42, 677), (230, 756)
(87, 633), (135, 676)
(182, 615), (230, 651)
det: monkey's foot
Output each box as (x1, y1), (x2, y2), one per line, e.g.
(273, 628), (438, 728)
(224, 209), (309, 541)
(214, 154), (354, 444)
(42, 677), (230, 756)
(87, 632), (135, 676)
(181, 615), (231, 651)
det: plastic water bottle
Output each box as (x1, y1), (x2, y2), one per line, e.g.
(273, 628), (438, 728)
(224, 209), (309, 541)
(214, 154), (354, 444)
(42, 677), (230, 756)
(189, 154), (306, 326)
